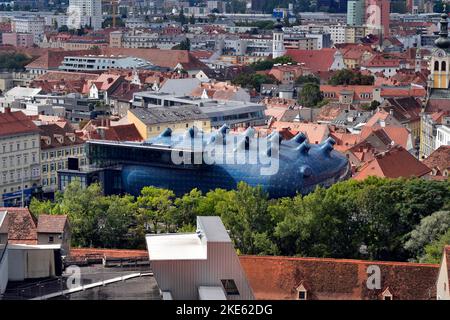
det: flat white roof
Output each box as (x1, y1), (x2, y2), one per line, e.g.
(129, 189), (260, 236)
(198, 286), (227, 300)
(146, 233), (207, 261)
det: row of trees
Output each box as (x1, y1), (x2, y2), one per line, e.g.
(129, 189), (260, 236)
(29, 178), (450, 263)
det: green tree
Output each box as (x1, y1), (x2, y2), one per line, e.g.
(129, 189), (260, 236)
(404, 211), (450, 261)
(172, 38), (190, 50)
(328, 69), (374, 85)
(137, 186), (175, 234)
(421, 229), (450, 263)
(221, 182), (278, 255)
(173, 188), (203, 228)
(298, 83), (323, 108)
(295, 74), (320, 85)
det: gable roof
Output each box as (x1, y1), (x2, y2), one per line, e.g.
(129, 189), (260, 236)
(37, 215), (68, 234)
(0, 207), (37, 244)
(354, 146), (431, 180)
(25, 50), (95, 70)
(86, 123), (143, 142)
(286, 48), (338, 73)
(101, 47), (207, 70)
(239, 255), (439, 300)
(423, 146), (450, 174)
(0, 110), (40, 138)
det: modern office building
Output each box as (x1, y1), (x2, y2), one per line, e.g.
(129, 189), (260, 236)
(59, 55), (154, 72)
(10, 15), (45, 44)
(146, 216), (255, 300)
(347, 0), (365, 26)
(59, 125), (350, 198)
(131, 92), (267, 129)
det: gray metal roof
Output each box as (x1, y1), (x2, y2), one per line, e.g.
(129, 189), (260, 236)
(159, 79), (202, 96)
(197, 216), (231, 243)
(130, 105), (209, 125)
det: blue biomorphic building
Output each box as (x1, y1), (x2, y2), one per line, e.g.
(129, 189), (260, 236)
(75, 125), (351, 199)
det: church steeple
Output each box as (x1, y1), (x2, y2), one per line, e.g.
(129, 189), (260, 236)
(435, 7), (450, 50)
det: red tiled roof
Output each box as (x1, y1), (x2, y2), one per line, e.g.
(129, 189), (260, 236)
(0, 110), (40, 137)
(25, 49), (95, 70)
(423, 146), (450, 175)
(354, 146), (431, 180)
(37, 214), (68, 234)
(0, 207), (37, 244)
(286, 48), (338, 73)
(239, 255), (439, 300)
(101, 47), (207, 70)
(85, 123), (143, 142)
(69, 248), (148, 259)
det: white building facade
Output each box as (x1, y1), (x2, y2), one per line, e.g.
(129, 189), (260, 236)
(11, 16), (45, 44)
(68, 0), (103, 30)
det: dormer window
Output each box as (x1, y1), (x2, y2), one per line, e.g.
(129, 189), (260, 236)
(296, 283), (307, 300)
(382, 288), (393, 300)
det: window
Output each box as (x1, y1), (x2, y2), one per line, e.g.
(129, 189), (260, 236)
(48, 236), (54, 243)
(435, 61), (439, 71)
(296, 284), (307, 300)
(442, 61), (447, 71)
(221, 279), (239, 296)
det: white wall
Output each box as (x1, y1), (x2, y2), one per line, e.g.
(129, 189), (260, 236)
(0, 249), (8, 294)
(8, 249), (55, 281)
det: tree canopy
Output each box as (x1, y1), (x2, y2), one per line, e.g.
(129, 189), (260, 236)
(29, 177), (450, 262)
(328, 69), (375, 86)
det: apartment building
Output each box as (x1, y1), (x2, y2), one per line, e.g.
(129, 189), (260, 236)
(0, 109), (41, 207)
(39, 124), (86, 196)
(59, 55), (154, 72)
(68, 0), (102, 30)
(11, 15), (45, 44)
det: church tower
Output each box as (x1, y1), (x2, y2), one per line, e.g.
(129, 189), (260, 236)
(272, 20), (286, 59)
(415, 47), (421, 73)
(430, 10), (450, 89)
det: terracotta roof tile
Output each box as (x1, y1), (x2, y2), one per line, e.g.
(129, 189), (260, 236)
(37, 214), (68, 233)
(0, 110), (40, 137)
(0, 207), (37, 243)
(239, 255), (439, 300)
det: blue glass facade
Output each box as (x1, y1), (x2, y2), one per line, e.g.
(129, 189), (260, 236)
(87, 126), (350, 198)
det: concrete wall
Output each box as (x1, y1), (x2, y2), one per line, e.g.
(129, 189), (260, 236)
(8, 249), (55, 281)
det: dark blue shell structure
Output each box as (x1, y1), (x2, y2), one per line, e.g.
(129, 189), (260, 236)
(120, 125), (351, 198)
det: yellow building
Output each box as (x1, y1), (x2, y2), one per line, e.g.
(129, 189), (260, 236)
(128, 106), (211, 140)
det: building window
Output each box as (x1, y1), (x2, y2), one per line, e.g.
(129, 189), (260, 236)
(221, 279), (240, 296)
(296, 284), (307, 300)
(442, 61), (447, 71)
(298, 291), (307, 300)
(48, 236), (54, 243)
(435, 61), (439, 71)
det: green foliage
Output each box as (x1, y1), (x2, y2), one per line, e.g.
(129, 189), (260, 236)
(295, 74), (320, 85)
(298, 83), (323, 108)
(405, 211), (450, 261)
(250, 56), (294, 71)
(29, 178), (450, 262)
(232, 73), (277, 92)
(0, 53), (32, 71)
(172, 38), (190, 51)
(361, 100), (381, 111)
(421, 229), (450, 264)
(328, 69), (374, 86)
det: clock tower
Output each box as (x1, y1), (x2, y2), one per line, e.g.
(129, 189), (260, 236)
(430, 10), (450, 89)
